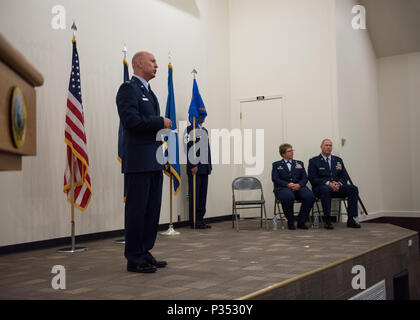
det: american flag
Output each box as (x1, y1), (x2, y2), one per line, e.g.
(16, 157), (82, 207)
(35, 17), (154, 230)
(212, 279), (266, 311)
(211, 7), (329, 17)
(63, 38), (92, 210)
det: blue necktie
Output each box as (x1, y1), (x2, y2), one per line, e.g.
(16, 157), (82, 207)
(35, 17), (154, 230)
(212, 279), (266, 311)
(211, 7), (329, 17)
(326, 157), (331, 171)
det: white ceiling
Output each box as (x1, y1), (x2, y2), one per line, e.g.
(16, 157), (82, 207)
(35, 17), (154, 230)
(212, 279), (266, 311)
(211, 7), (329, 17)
(359, 0), (420, 57)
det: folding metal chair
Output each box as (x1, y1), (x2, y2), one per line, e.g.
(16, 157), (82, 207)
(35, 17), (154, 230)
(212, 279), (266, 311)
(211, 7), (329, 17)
(232, 177), (268, 231)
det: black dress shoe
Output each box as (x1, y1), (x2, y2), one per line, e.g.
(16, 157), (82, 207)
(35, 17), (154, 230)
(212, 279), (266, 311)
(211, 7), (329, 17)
(324, 216), (334, 230)
(288, 224), (296, 230)
(149, 260), (167, 268)
(204, 224), (212, 229)
(127, 263), (156, 273)
(347, 217), (361, 228)
(297, 222), (309, 230)
(324, 222), (334, 230)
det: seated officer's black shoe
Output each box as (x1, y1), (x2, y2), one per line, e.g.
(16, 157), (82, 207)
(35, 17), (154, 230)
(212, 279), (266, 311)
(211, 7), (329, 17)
(127, 263), (157, 273)
(288, 224), (296, 230)
(149, 260), (167, 268)
(324, 217), (334, 230)
(324, 223), (334, 230)
(297, 222), (309, 230)
(347, 217), (361, 228)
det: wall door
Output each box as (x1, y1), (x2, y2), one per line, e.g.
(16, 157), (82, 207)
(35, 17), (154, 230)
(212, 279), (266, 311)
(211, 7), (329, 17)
(238, 96), (284, 218)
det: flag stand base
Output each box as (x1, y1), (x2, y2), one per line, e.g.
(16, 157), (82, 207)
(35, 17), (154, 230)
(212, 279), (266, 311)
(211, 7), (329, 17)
(57, 247), (88, 253)
(114, 239), (125, 244)
(58, 222), (88, 253)
(161, 224), (180, 236)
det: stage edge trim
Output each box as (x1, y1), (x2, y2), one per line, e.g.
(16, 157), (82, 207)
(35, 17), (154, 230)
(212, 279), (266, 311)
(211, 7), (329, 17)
(236, 231), (418, 300)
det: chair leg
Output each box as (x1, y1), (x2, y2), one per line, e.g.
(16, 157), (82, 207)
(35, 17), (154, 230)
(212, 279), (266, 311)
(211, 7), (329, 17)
(338, 200), (342, 223)
(315, 199), (323, 226)
(311, 206), (314, 224)
(278, 201), (285, 229)
(273, 199), (278, 226)
(343, 199), (348, 212)
(260, 206), (263, 228)
(232, 203), (234, 229)
(263, 204), (268, 230)
(234, 206), (240, 231)
(343, 198), (349, 221)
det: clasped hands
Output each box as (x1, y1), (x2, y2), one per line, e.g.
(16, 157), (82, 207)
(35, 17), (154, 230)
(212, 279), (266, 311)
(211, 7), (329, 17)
(287, 183), (301, 191)
(328, 181), (341, 192)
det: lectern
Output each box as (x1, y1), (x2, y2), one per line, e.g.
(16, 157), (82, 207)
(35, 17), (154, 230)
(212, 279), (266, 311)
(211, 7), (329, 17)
(0, 33), (44, 171)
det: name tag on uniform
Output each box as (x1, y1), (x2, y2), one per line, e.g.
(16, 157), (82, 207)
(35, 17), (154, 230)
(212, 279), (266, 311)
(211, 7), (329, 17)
(277, 166), (283, 170)
(142, 97), (149, 101)
(319, 167), (325, 170)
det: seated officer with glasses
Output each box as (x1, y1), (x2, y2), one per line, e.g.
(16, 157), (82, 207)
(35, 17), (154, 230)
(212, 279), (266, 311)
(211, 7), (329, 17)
(272, 144), (315, 230)
(308, 139), (361, 230)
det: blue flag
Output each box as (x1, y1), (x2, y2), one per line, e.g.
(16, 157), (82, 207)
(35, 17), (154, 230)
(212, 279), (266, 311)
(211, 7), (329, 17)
(164, 63), (181, 194)
(188, 78), (207, 125)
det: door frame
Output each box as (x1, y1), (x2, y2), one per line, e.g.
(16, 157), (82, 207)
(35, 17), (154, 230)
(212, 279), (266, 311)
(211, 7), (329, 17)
(231, 94), (287, 180)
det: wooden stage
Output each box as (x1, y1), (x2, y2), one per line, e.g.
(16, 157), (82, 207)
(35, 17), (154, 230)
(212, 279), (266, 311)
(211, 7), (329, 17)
(0, 221), (419, 300)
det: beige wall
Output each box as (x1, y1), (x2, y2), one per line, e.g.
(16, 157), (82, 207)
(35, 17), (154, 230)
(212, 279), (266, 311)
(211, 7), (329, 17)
(229, 0), (338, 167)
(335, 0), (383, 216)
(1, 0), (418, 247)
(378, 52), (420, 215)
(0, 0), (231, 246)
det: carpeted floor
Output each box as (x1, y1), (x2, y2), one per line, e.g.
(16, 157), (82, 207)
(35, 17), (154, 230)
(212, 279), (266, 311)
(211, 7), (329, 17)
(0, 220), (417, 300)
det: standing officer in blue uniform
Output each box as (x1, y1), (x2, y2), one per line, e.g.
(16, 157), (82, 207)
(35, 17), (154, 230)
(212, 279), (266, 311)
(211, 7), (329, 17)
(308, 139), (361, 229)
(186, 119), (212, 229)
(272, 143), (315, 230)
(116, 51), (173, 273)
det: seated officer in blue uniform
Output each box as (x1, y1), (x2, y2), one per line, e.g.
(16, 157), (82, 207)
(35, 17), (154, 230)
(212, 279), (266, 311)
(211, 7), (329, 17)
(272, 143), (315, 230)
(116, 51), (173, 273)
(186, 119), (212, 229)
(308, 139), (361, 230)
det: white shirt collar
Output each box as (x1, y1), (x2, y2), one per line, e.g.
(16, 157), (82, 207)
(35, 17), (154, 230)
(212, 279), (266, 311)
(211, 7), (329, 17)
(132, 74), (149, 90)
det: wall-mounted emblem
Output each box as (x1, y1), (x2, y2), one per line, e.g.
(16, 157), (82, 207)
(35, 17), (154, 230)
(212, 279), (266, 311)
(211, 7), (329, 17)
(10, 87), (27, 148)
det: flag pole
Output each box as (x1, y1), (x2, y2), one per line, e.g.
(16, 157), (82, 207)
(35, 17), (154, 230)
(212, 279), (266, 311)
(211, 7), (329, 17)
(161, 155), (180, 235)
(193, 116), (197, 230)
(115, 43), (128, 244)
(170, 173), (173, 224)
(161, 54), (180, 236)
(191, 68), (198, 230)
(58, 21), (87, 253)
(71, 153), (75, 250)
(58, 153), (87, 253)
(161, 172), (180, 235)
